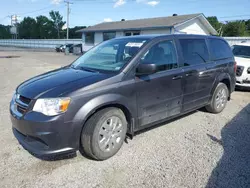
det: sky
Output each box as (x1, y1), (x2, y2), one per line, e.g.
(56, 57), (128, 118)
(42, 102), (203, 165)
(0, 0), (250, 27)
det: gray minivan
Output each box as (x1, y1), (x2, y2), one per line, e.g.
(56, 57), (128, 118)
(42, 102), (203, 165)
(10, 34), (236, 160)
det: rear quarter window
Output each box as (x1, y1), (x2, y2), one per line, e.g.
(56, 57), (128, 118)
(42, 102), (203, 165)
(208, 39), (233, 60)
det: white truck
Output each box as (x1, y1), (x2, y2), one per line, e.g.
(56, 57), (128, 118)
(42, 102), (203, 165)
(232, 42), (250, 89)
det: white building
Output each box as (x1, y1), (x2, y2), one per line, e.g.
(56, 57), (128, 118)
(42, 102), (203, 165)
(77, 13), (217, 51)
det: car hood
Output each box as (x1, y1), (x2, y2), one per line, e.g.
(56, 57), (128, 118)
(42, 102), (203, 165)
(17, 67), (112, 99)
(235, 56), (250, 67)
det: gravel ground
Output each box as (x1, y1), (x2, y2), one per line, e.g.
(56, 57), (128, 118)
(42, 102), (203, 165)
(0, 49), (250, 188)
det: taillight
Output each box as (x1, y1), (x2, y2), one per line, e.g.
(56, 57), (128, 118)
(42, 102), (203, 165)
(234, 61), (237, 73)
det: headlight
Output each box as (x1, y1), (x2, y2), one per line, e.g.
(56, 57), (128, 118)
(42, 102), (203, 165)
(12, 92), (16, 102)
(33, 98), (71, 116)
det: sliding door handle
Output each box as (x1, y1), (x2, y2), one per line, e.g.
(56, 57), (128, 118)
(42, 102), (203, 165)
(172, 75), (183, 80)
(185, 70), (196, 77)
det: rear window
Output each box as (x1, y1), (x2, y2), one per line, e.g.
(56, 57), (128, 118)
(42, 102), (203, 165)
(208, 39), (233, 60)
(180, 39), (209, 66)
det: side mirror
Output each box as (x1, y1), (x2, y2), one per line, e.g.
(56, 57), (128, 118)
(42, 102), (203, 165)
(136, 63), (157, 76)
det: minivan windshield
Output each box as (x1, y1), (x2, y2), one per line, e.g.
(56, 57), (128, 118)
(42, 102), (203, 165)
(71, 38), (149, 73)
(232, 45), (250, 58)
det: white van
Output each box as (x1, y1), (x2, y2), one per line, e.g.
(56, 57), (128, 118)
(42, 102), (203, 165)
(232, 43), (250, 89)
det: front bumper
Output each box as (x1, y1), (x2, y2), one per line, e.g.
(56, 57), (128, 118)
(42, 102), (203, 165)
(236, 83), (250, 89)
(12, 128), (75, 157)
(10, 100), (79, 158)
(236, 76), (250, 88)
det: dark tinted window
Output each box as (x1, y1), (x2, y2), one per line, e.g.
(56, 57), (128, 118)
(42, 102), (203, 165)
(232, 45), (250, 58)
(85, 32), (94, 44)
(124, 31), (140, 36)
(140, 40), (178, 72)
(103, 32), (116, 41)
(209, 39), (233, 60)
(133, 32), (140, 36)
(180, 39), (209, 66)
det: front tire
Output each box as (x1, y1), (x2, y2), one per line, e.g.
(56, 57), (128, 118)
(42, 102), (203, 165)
(206, 83), (229, 113)
(81, 107), (127, 160)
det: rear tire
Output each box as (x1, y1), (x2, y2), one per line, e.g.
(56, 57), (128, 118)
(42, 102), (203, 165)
(81, 107), (127, 160)
(206, 83), (229, 114)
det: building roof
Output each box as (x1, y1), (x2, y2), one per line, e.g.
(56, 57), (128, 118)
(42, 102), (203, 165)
(77, 13), (202, 33)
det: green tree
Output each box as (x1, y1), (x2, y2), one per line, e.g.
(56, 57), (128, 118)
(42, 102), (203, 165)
(0, 24), (11, 39)
(60, 26), (86, 39)
(49, 11), (65, 39)
(36, 16), (54, 39)
(18, 17), (37, 39)
(223, 21), (246, 36)
(207, 16), (222, 32)
(245, 19), (250, 35)
(69, 26), (86, 38)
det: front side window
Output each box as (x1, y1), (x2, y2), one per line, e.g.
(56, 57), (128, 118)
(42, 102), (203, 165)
(180, 39), (209, 66)
(140, 40), (178, 72)
(85, 32), (95, 44)
(208, 39), (233, 60)
(72, 38), (148, 72)
(232, 45), (250, 58)
(103, 32), (116, 41)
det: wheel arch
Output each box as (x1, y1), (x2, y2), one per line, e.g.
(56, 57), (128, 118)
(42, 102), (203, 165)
(72, 94), (136, 149)
(83, 103), (134, 135)
(211, 73), (232, 101)
(220, 78), (231, 96)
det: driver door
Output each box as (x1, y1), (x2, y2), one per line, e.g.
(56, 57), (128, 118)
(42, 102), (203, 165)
(135, 39), (184, 127)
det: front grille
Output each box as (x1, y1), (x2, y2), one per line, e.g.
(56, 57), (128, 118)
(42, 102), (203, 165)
(243, 80), (250, 84)
(17, 105), (26, 114)
(236, 66), (244, 77)
(15, 94), (31, 115)
(19, 95), (31, 104)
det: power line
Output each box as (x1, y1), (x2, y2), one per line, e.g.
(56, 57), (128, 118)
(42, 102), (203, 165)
(220, 19), (250, 22)
(219, 14), (250, 19)
(71, 0), (135, 4)
(0, 4), (64, 24)
(0, 0), (249, 27)
(17, 5), (56, 16)
(0, 16), (8, 23)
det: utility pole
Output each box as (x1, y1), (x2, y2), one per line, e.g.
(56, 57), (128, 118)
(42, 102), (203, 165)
(64, 0), (72, 40)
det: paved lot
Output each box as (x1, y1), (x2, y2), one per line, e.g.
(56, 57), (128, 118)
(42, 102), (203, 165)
(0, 49), (250, 188)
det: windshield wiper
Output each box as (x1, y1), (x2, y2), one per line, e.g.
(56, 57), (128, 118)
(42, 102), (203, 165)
(193, 52), (206, 62)
(78, 67), (99, 73)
